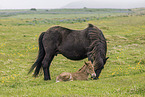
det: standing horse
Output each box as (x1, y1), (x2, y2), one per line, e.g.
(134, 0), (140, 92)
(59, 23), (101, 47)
(56, 62), (96, 82)
(28, 24), (109, 80)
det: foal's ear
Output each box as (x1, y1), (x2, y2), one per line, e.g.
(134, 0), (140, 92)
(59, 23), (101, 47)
(84, 61), (89, 66)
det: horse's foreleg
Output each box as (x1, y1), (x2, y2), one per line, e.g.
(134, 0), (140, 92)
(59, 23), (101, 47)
(42, 54), (54, 80)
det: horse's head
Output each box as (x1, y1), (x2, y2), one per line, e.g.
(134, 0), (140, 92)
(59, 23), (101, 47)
(85, 62), (96, 78)
(92, 57), (109, 70)
(87, 23), (109, 79)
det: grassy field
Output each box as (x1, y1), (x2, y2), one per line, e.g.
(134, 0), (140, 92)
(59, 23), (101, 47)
(0, 8), (145, 97)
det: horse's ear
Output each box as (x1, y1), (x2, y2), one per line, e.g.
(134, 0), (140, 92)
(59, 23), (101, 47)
(84, 61), (89, 66)
(106, 57), (109, 61)
(88, 24), (94, 27)
(103, 57), (109, 65)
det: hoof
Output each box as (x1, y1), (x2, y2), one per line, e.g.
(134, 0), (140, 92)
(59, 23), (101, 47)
(44, 77), (51, 80)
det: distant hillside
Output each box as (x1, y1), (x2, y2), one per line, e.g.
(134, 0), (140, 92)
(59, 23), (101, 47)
(63, 0), (145, 9)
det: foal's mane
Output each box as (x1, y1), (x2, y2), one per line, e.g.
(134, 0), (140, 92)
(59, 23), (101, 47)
(87, 24), (107, 68)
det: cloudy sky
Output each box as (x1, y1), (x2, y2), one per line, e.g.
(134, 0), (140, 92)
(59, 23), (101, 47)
(0, 0), (145, 9)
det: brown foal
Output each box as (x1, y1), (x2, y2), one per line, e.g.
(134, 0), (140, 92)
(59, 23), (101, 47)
(56, 62), (96, 82)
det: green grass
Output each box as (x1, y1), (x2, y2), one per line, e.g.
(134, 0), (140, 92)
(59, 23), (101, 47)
(0, 9), (145, 97)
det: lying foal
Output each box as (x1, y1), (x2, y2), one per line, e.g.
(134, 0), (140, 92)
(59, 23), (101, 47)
(56, 62), (96, 82)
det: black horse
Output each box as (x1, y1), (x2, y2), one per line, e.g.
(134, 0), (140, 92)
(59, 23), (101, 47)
(28, 24), (109, 80)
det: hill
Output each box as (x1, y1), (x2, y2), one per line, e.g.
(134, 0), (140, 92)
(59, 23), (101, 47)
(63, 0), (145, 9)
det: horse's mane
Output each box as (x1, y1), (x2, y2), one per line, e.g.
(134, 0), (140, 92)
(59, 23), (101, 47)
(87, 24), (107, 69)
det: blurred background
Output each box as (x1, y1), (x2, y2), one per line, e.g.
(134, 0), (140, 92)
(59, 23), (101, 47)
(0, 0), (145, 9)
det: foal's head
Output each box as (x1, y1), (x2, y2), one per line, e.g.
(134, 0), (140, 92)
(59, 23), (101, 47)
(84, 62), (96, 78)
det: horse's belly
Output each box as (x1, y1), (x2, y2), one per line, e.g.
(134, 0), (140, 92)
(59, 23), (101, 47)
(64, 52), (87, 60)
(58, 37), (89, 60)
(58, 47), (87, 60)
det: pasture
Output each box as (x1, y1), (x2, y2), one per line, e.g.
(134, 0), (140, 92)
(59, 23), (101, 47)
(0, 8), (145, 96)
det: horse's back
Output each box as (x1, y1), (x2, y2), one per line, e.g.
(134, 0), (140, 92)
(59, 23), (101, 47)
(43, 26), (74, 47)
(44, 26), (90, 60)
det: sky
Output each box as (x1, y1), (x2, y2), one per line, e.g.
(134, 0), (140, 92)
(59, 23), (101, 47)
(0, 0), (145, 9)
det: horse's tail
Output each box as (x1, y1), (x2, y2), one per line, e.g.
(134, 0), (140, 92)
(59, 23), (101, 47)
(28, 32), (45, 77)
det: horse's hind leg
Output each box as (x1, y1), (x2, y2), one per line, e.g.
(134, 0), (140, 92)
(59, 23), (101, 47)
(42, 31), (61, 80)
(42, 52), (54, 80)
